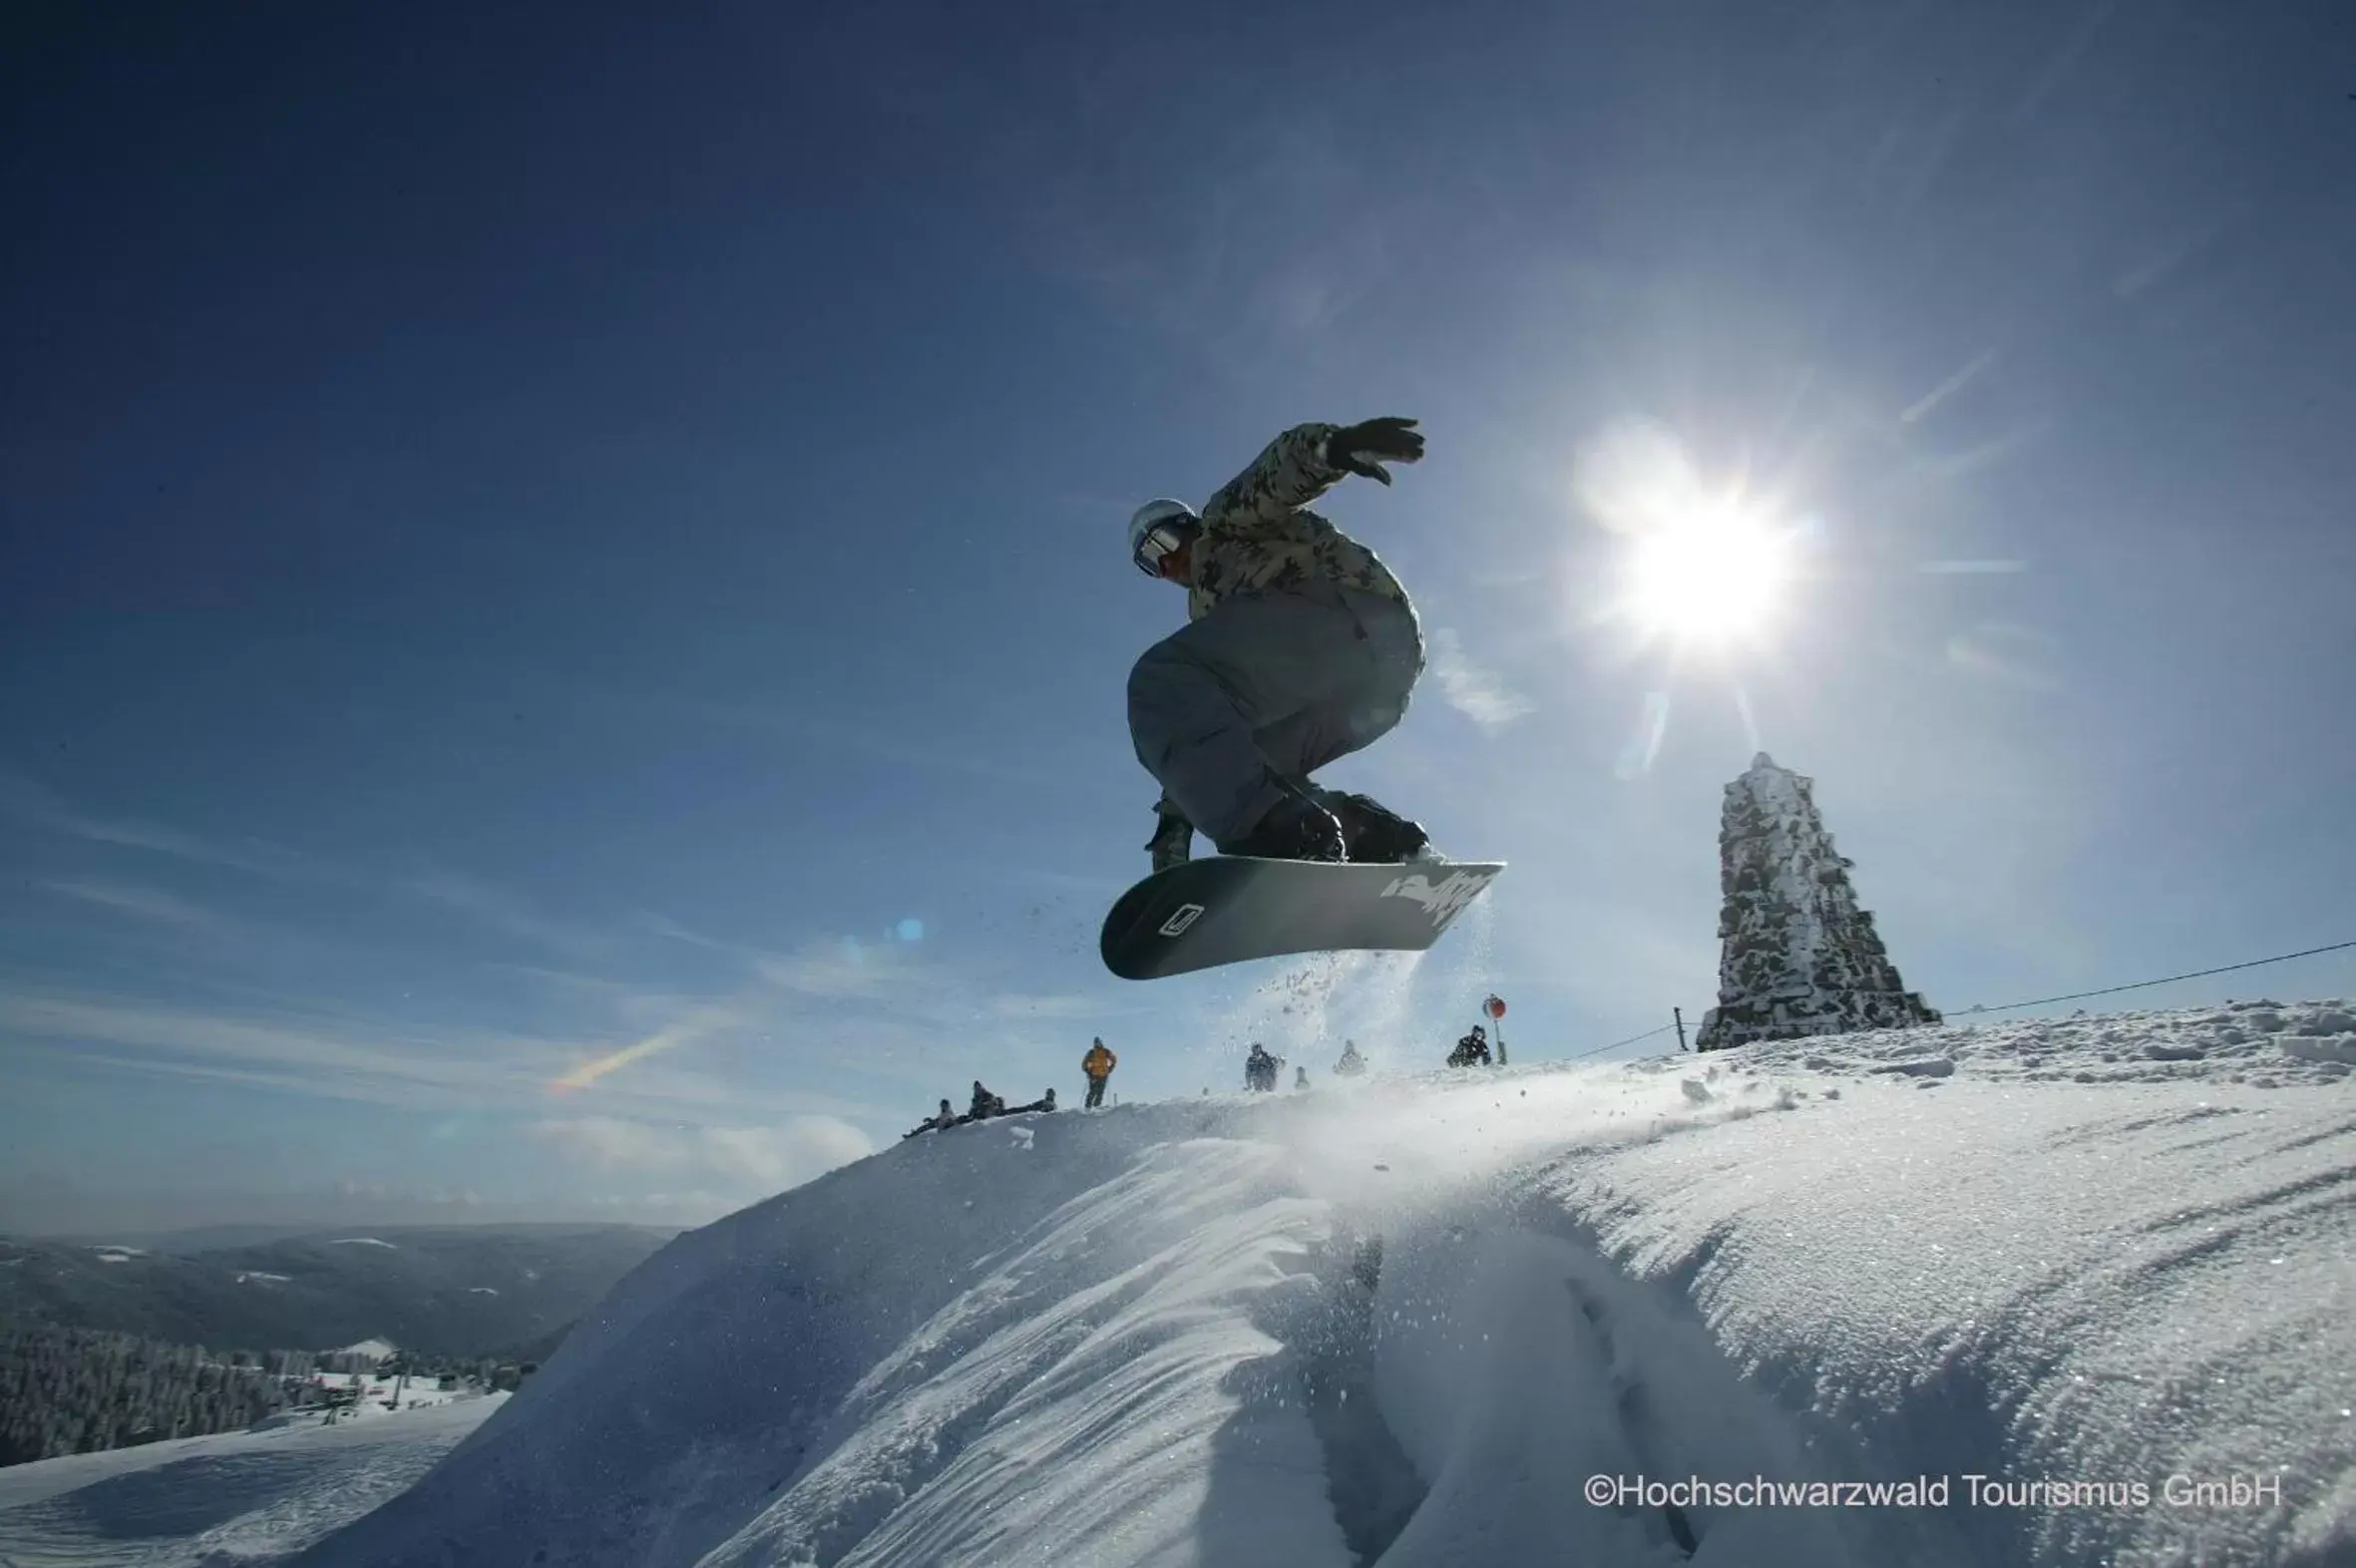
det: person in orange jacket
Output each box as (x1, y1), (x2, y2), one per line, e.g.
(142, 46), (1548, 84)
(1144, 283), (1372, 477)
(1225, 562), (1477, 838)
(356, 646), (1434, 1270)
(1081, 1037), (1117, 1109)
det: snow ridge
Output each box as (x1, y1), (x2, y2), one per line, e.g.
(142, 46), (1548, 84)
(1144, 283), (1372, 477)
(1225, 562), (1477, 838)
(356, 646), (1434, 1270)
(7, 999), (2342, 1568)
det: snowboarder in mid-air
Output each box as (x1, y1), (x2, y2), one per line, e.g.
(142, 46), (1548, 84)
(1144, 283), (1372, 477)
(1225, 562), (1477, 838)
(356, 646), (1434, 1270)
(1127, 418), (1435, 872)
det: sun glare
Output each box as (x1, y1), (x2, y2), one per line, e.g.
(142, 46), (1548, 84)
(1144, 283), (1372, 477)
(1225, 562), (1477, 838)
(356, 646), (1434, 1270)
(1623, 499), (1792, 645)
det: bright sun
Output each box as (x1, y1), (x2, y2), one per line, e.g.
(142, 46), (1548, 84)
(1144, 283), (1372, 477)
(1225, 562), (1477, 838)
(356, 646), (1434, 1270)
(1623, 499), (1793, 645)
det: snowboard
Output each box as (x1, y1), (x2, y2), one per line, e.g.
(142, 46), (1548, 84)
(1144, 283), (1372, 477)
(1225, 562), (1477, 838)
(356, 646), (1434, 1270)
(1099, 856), (1505, 980)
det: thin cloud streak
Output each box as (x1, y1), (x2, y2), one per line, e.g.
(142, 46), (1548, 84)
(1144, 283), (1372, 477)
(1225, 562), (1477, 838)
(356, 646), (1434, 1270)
(0, 992), (541, 1103)
(7, 771), (641, 965)
(1426, 628), (1534, 733)
(0, 767), (329, 884)
(42, 880), (234, 935)
(1899, 348), (1999, 425)
(614, 691), (1084, 793)
(405, 870), (615, 961)
(0, 988), (882, 1123)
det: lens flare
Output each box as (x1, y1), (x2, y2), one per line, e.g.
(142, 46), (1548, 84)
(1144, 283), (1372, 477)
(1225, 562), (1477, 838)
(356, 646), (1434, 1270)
(553, 1005), (737, 1093)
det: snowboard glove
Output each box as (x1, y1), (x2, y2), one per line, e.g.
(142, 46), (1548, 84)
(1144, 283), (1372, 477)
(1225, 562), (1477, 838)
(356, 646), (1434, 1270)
(1326, 417), (1424, 486)
(1146, 803), (1193, 874)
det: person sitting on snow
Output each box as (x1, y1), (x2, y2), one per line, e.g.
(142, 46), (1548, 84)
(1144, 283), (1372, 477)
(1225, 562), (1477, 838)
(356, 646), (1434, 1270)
(1003, 1087), (1058, 1115)
(962, 1080), (1008, 1123)
(902, 1098), (957, 1139)
(1294, 1065), (1310, 1090)
(1447, 1025), (1491, 1068)
(1334, 1039), (1366, 1076)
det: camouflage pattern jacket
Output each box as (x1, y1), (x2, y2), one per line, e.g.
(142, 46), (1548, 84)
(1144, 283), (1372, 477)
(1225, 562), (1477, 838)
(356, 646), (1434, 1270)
(1187, 424), (1412, 623)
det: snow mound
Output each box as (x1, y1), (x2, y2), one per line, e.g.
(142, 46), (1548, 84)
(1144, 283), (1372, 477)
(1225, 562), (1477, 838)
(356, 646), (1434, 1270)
(236, 1002), (2356, 1564)
(326, 1237), (397, 1249)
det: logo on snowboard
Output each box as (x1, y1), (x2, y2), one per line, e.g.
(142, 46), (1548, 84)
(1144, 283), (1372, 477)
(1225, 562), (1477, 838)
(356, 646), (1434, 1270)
(1158, 903), (1206, 938)
(1379, 869), (1494, 929)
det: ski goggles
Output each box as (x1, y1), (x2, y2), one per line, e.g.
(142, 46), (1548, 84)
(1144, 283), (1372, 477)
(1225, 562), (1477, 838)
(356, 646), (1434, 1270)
(1133, 522), (1195, 578)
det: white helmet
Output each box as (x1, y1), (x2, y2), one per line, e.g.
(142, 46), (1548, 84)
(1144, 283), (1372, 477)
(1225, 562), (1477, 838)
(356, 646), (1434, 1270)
(1128, 499), (1199, 578)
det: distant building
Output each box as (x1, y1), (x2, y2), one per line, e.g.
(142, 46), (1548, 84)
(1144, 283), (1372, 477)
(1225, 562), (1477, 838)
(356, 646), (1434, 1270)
(1696, 753), (1939, 1050)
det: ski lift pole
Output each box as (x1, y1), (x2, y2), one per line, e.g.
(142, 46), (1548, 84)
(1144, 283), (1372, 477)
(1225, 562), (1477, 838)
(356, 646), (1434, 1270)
(1484, 994), (1507, 1066)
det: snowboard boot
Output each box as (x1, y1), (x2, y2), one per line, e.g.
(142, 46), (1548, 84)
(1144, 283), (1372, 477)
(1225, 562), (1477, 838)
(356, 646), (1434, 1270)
(1320, 791), (1431, 863)
(1220, 795), (1347, 863)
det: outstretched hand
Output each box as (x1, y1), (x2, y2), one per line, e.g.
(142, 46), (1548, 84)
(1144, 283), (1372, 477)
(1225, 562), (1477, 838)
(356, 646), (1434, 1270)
(1328, 417), (1423, 485)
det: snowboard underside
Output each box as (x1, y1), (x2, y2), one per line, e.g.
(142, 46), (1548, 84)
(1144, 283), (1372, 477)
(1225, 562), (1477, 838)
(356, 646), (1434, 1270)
(1099, 855), (1505, 980)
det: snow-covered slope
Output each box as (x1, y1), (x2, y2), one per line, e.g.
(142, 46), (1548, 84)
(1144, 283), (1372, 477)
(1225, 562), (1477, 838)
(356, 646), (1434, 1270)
(9, 998), (2351, 1567)
(0, 1395), (504, 1566)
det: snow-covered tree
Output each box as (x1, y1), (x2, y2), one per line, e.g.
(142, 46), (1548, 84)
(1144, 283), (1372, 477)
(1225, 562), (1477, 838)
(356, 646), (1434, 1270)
(1696, 753), (1939, 1050)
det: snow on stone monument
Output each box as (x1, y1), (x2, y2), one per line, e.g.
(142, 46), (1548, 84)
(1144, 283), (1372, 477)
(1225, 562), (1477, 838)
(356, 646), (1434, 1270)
(1696, 752), (1939, 1051)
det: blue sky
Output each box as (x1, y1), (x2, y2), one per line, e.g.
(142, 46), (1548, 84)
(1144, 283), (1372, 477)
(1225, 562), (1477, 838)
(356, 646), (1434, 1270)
(4, 0), (2351, 1234)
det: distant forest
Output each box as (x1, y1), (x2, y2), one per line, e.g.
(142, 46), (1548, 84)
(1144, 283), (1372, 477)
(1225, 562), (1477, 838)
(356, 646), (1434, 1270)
(0, 1325), (518, 1468)
(0, 1326), (306, 1466)
(0, 1223), (654, 1467)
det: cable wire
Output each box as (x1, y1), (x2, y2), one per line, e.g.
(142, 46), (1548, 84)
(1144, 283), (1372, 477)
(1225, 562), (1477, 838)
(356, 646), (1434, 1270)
(1567, 1021), (1678, 1061)
(1949, 939), (2356, 1018)
(1561, 938), (2355, 1063)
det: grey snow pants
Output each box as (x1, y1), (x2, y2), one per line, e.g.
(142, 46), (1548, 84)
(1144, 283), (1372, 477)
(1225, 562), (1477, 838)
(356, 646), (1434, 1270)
(1127, 586), (1423, 849)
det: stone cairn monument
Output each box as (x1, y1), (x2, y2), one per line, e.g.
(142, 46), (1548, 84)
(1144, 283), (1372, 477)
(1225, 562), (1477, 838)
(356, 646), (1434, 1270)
(1696, 753), (1940, 1051)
